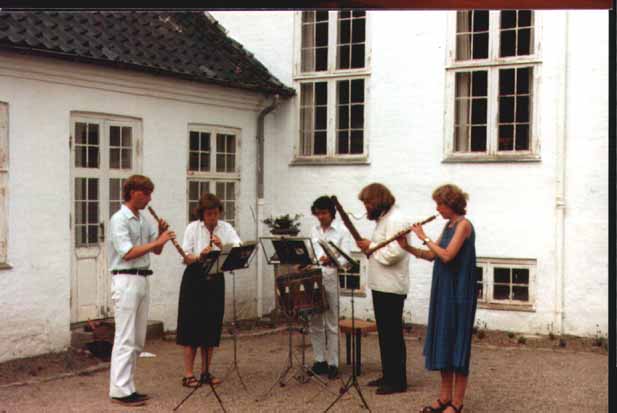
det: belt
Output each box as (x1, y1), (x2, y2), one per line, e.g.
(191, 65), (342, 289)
(111, 269), (153, 276)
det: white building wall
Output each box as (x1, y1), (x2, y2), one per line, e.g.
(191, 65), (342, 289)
(0, 51), (267, 362)
(212, 10), (608, 336)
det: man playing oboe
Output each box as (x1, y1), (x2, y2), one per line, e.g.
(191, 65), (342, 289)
(355, 183), (410, 395)
(108, 175), (175, 407)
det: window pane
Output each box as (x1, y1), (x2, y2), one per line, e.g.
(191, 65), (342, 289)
(338, 106), (349, 129)
(494, 285), (510, 300)
(455, 72), (471, 97)
(338, 45), (350, 69)
(518, 28), (531, 55)
(337, 131), (349, 154)
(352, 17), (365, 43)
(87, 146), (99, 168)
(226, 182), (235, 200)
(501, 10), (517, 29)
(201, 133), (210, 151)
(110, 126), (121, 147)
(500, 69), (515, 96)
(499, 97), (515, 123)
(121, 149), (132, 169)
(499, 125), (514, 150)
(189, 181), (199, 200)
(87, 201), (98, 224)
(200, 153), (210, 171)
(512, 286), (529, 301)
(339, 19), (351, 44)
(518, 10), (532, 27)
(516, 96), (530, 122)
(338, 80), (350, 103)
(314, 131), (327, 155)
(350, 105), (364, 129)
(473, 10), (489, 31)
(500, 30), (516, 57)
(88, 124), (99, 145)
(471, 99), (487, 124)
(515, 125), (530, 150)
(494, 268), (510, 284)
(315, 107), (327, 130)
(512, 268), (529, 284)
(350, 130), (363, 154)
(350, 79), (364, 102)
(340, 10), (350, 19)
(189, 131), (199, 151)
(216, 154), (225, 172)
(456, 34), (471, 60)
(122, 127), (132, 147)
(316, 10), (328, 21)
(456, 11), (472, 33)
(302, 11), (315, 24)
(87, 225), (98, 244)
(189, 152), (199, 171)
(475, 266), (483, 282)
(516, 68), (531, 94)
(316, 21), (328, 47)
(472, 71), (487, 97)
(352, 10), (365, 18)
(351, 44), (365, 68)
(75, 201), (84, 225)
(226, 135), (235, 153)
(472, 33), (488, 59)
(110, 148), (120, 169)
(454, 126), (469, 152)
(316, 48), (328, 71)
(216, 182), (225, 199)
(75, 122), (87, 144)
(315, 82), (328, 105)
(470, 126), (486, 151)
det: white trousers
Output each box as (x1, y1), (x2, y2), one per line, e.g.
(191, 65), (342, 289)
(109, 274), (150, 398)
(310, 274), (340, 367)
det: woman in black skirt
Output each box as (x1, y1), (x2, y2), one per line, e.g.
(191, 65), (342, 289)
(177, 193), (241, 388)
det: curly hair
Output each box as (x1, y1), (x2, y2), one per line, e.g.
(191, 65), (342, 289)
(432, 184), (469, 215)
(195, 193), (224, 221)
(358, 183), (396, 211)
(122, 175), (154, 201)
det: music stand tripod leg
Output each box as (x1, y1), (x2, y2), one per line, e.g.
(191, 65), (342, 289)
(221, 271), (249, 392)
(256, 319), (295, 401)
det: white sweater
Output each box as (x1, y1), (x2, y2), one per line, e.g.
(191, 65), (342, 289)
(367, 205), (411, 295)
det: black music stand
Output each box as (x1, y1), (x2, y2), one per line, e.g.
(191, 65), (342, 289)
(257, 237), (334, 402)
(219, 242), (258, 392)
(323, 242), (370, 412)
(173, 248), (228, 412)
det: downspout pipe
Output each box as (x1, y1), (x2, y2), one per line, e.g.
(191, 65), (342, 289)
(256, 94), (280, 318)
(555, 12), (569, 336)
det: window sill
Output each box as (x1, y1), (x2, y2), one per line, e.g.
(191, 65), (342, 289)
(442, 154), (541, 163)
(290, 157), (370, 166)
(0, 262), (13, 271)
(478, 302), (535, 312)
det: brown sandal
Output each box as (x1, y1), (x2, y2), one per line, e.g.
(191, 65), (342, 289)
(181, 376), (201, 388)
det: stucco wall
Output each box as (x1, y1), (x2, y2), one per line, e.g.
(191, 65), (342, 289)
(212, 10), (608, 336)
(0, 51), (267, 362)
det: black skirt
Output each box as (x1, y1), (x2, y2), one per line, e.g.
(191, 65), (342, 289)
(176, 263), (225, 347)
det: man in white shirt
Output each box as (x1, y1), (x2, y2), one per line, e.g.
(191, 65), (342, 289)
(309, 195), (353, 380)
(108, 174), (175, 407)
(356, 183), (410, 395)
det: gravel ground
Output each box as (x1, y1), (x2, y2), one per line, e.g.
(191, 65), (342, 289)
(0, 331), (608, 412)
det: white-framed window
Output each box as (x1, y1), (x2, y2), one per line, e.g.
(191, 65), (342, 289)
(476, 257), (536, 311)
(294, 10), (370, 163)
(444, 10), (541, 162)
(339, 251), (368, 297)
(187, 125), (240, 227)
(0, 103), (8, 266)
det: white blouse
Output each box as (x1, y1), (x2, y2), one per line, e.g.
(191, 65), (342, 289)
(181, 220), (241, 256)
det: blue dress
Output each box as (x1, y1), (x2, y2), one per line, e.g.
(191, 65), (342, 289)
(423, 219), (477, 376)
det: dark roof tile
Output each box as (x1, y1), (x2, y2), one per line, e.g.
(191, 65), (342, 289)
(0, 11), (294, 97)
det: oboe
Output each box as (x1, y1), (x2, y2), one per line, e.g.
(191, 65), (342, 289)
(146, 206), (189, 261)
(366, 214), (438, 257)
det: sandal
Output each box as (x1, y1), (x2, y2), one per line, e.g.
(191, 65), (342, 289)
(200, 372), (221, 385)
(445, 404), (464, 413)
(420, 399), (451, 413)
(181, 376), (201, 388)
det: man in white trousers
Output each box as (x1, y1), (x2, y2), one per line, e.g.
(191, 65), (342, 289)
(309, 195), (353, 380)
(108, 174), (174, 407)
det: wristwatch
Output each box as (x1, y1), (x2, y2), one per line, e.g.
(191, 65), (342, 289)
(422, 237), (431, 245)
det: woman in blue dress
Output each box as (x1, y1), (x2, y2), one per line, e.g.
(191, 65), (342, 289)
(397, 184), (477, 413)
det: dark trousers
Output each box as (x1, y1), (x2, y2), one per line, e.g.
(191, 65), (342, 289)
(372, 289), (407, 390)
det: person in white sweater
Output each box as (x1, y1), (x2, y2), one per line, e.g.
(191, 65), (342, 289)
(356, 183), (410, 395)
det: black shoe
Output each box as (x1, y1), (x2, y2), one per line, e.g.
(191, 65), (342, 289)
(367, 376), (384, 387)
(376, 385), (406, 395)
(327, 365), (339, 379)
(132, 392), (150, 401)
(111, 394), (146, 407)
(309, 361), (328, 375)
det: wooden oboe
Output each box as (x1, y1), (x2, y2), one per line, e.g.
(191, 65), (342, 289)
(146, 206), (189, 261)
(366, 214), (438, 257)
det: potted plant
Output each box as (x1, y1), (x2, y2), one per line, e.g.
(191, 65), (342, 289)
(263, 213), (302, 236)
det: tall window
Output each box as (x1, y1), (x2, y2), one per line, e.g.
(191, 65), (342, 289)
(187, 126), (239, 227)
(476, 258), (536, 310)
(446, 10), (539, 161)
(0, 103), (8, 265)
(295, 10), (369, 161)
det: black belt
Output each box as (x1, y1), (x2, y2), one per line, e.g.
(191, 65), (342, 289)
(111, 269), (153, 276)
